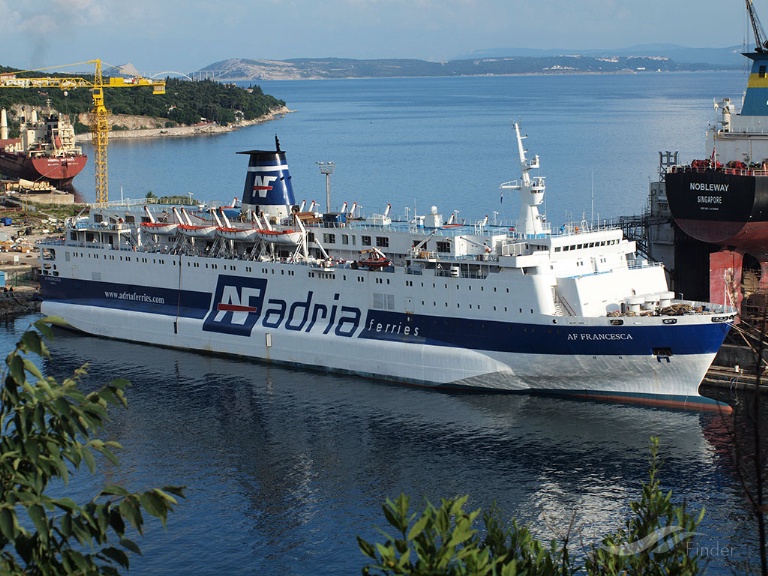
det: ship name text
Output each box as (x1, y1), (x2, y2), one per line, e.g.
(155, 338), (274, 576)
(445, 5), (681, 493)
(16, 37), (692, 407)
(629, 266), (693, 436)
(690, 182), (729, 193)
(567, 332), (633, 341)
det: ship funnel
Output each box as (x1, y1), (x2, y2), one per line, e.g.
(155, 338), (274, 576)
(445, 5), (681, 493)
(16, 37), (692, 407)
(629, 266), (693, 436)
(237, 143), (296, 222)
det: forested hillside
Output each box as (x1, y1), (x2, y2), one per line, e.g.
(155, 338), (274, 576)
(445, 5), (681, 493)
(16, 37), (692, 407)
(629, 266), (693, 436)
(0, 66), (284, 135)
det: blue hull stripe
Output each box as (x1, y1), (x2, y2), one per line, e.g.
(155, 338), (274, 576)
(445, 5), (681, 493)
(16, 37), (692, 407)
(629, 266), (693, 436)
(41, 276), (729, 357)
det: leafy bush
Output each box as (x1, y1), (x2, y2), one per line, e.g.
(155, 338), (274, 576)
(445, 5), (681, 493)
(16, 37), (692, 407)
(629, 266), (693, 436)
(0, 318), (185, 574)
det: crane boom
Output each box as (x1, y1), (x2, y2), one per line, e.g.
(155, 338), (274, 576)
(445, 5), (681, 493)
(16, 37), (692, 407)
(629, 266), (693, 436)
(0, 59), (165, 203)
(747, 0), (768, 52)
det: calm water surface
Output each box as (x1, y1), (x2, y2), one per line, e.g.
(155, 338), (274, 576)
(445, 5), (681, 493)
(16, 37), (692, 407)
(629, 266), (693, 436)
(28, 71), (768, 573)
(1, 313), (764, 575)
(74, 72), (748, 224)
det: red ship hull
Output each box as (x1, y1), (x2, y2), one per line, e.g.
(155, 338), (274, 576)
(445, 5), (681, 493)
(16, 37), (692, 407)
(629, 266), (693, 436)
(671, 218), (768, 260)
(0, 150), (87, 188)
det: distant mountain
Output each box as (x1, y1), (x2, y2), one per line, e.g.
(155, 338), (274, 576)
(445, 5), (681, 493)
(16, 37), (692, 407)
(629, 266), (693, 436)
(456, 44), (746, 68)
(200, 47), (745, 81)
(104, 63), (142, 77)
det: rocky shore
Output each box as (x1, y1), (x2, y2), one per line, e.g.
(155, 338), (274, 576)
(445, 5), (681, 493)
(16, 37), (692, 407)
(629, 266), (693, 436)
(0, 286), (40, 317)
(74, 105), (292, 142)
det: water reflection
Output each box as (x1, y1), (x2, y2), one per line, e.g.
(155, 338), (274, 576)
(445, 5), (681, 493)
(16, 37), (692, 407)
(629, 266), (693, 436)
(23, 325), (756, 574)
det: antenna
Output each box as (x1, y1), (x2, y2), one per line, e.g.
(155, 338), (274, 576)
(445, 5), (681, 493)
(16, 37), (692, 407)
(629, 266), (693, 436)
(591, 171), (595, 227)
(316, 161), (335, 213)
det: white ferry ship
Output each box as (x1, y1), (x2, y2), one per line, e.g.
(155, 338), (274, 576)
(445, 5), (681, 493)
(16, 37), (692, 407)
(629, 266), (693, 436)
(38, 124), (736, 409)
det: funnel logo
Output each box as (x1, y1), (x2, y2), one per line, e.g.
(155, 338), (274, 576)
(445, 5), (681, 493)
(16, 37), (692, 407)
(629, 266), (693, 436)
(252, 174), (277, 198)
(203, 275), (267, 336)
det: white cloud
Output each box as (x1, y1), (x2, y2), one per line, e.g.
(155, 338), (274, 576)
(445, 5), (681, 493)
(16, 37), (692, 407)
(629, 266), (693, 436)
(0, 0), (748, 73)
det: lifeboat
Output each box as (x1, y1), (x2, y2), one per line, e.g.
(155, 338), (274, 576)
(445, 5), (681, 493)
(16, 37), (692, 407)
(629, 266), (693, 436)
(217, 226), (259, 242)
(177, 223), (218, 239)
(255, 228), (303, 245)
(141, 221), (178, 236)
(357, 247), (391, 269)
(357, 257), (391, 269)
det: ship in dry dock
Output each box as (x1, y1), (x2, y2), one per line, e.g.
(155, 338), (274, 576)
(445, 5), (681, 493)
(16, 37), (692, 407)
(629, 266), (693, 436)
(664, 0), (768, 322)
(0, 103), (87, 188)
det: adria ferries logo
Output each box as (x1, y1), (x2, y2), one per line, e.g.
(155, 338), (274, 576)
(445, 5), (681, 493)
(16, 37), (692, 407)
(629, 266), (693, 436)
(202, 275), (364, 337)
(253, 174), (277, 198)
(203, 276), (267, 336)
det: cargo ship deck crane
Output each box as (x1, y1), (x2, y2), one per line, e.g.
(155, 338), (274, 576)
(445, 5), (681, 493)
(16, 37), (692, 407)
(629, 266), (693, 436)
(747, 0), (768, 52)
(0, 59), (165, 203)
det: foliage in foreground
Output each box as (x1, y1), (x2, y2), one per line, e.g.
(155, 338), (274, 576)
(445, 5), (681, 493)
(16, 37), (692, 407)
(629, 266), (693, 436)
(0, 318), (185, 575)
(358, 437), (704, 575)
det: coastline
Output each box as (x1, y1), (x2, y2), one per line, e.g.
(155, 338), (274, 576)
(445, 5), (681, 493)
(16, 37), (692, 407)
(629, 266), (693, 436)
(73, 105), (292, 142)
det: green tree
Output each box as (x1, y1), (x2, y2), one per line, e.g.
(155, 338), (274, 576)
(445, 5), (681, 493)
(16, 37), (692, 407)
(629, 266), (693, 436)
(0, 318), (184, 574)
(357, 494), (564, 576)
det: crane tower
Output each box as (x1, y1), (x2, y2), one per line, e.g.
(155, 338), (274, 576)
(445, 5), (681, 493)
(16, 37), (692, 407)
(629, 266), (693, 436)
(0, 59), (165, 203)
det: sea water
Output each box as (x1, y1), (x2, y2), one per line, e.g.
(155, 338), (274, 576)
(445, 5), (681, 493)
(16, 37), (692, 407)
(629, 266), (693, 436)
(22, 71), (766, 574)
(75, 72), (746, 224)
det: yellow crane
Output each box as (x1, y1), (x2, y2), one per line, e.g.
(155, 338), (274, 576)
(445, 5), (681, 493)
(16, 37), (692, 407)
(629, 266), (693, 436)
(0, 59), (165, 203)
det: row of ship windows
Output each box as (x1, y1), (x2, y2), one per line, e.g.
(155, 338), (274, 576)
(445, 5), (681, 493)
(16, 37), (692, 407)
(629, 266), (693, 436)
(316, 233), (452, 253)
(420, 302), (533, 313)
(405, 279), (509, 293)
(72, 252), (509, 293)
(554, 239), (618, 252)
(316, 233), (454, 252)
(317, 233), (391, 248)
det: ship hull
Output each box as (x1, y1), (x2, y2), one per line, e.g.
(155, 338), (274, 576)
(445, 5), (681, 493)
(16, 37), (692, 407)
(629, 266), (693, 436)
(0, 151), (87, 187)
(665, 169), (768, 255)
(39, 258), (732, 410)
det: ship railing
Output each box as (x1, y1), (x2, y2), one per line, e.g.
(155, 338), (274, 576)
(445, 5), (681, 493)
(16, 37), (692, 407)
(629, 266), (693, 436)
(500, 241), (528, 257)
(669, 165), (768, 177)
(555, 293), (577, 317)
(434, 267), (486, 279)
(90, 198), (146, 209)
(682, 300), (738, 316)
(627, 259), (664, 271)
(37, 238), (65, 247)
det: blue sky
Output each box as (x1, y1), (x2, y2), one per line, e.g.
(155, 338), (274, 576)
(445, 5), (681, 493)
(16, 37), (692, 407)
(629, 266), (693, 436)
(0, 0), (756, 75)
